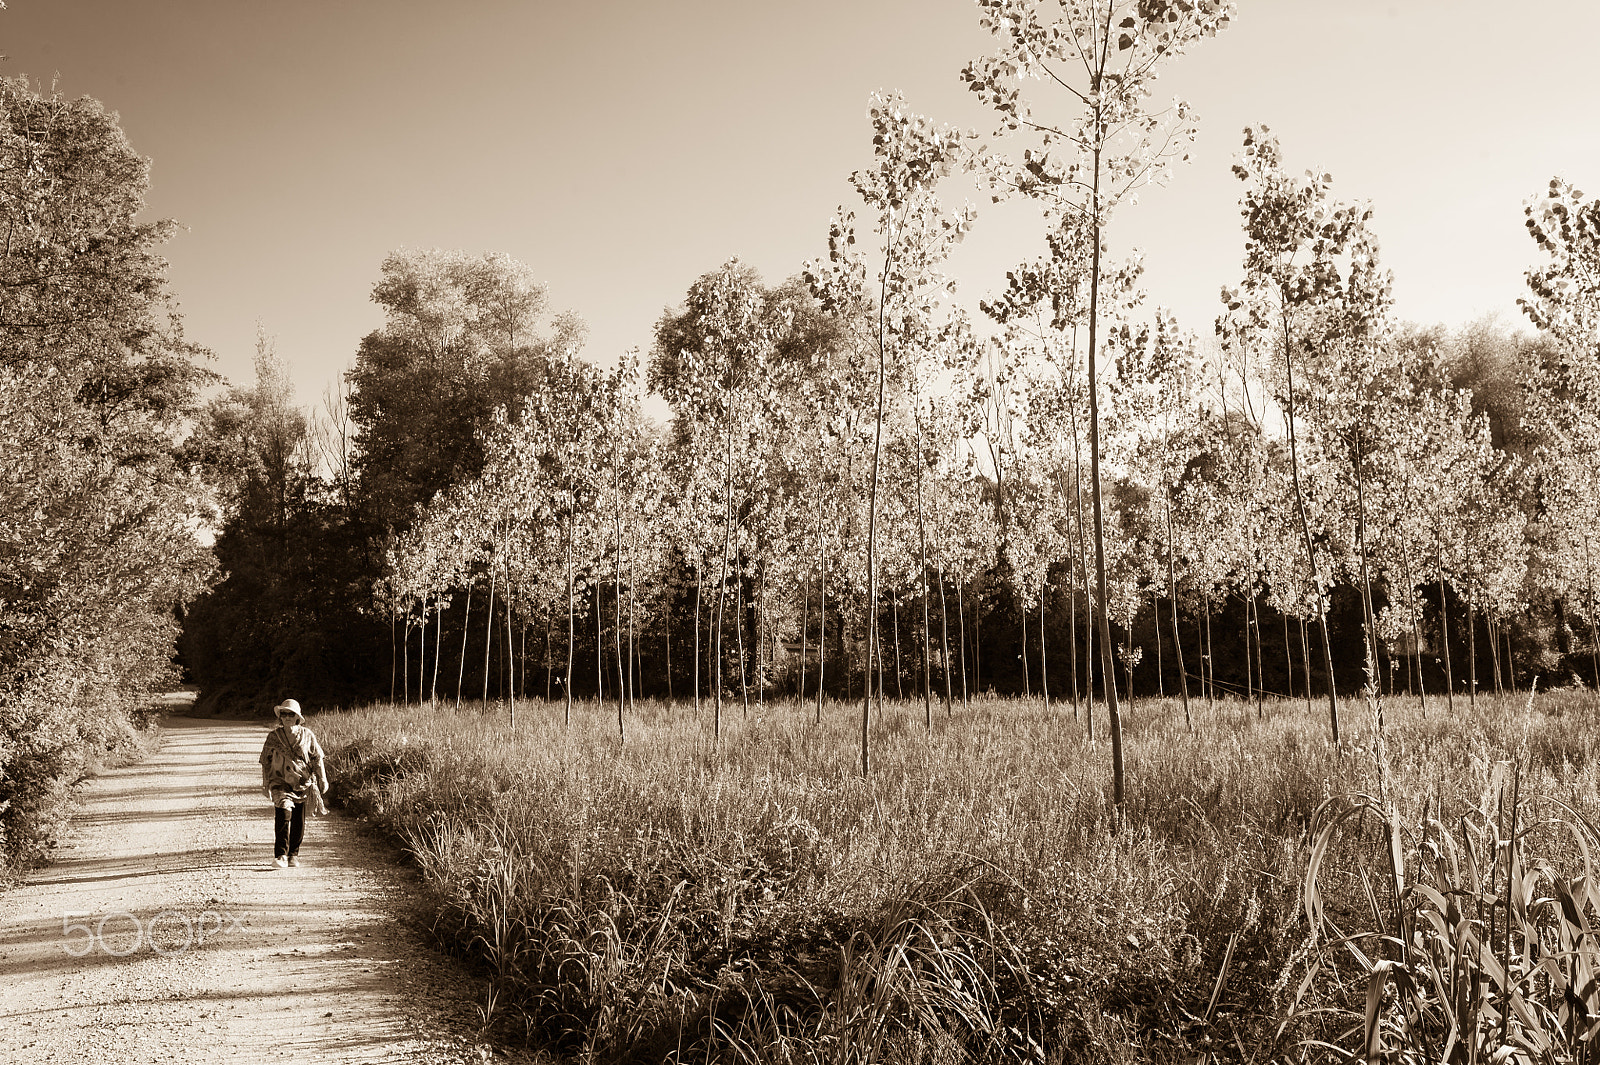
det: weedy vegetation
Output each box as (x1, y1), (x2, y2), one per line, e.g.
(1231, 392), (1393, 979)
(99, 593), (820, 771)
(317, 686), (1600, 1062)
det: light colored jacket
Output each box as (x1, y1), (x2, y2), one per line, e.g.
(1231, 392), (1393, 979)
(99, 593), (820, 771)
(259, 724), (328, 801)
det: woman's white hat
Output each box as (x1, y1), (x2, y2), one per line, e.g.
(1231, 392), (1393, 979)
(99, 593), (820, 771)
(273, 698), (304, 722)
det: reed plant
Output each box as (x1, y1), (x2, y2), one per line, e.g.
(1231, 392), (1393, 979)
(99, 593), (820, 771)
(314, 687), (1600, 1062)
(1295, 689), (1600, 1063)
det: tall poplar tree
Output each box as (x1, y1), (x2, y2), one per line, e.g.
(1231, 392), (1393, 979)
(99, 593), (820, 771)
(807, 92), (977, 776)
(1222, 126), (1385, 743)
(965, 0), (1232, 803)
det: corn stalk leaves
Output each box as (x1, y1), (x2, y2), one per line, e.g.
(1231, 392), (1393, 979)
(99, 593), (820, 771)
(1298, 785), (1600, 1061)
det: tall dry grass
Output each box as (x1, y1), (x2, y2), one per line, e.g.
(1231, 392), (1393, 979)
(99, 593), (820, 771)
(313, 686), (1600, 1062)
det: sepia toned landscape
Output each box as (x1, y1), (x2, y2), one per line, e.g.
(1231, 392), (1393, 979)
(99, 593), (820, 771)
(5, 1), (1600, 1061)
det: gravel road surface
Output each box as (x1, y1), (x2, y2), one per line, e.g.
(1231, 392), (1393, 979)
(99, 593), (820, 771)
(0, 707), (523, 1064)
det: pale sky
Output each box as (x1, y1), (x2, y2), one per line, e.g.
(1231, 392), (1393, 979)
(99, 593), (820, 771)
(5, 1), (1597, 410)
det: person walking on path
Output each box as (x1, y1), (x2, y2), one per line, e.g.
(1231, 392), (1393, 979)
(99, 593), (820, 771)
(259, 698), (329, 868)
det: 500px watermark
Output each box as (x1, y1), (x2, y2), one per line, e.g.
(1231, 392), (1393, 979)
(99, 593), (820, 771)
(61, 910), (249, 957)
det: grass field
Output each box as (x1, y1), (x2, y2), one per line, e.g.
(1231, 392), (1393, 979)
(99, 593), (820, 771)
(314, 686), (1600, 1063)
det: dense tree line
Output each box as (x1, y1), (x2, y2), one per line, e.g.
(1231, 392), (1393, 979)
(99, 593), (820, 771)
(0, 77), (215, 872)
(179, 249), (589, 710)
(178, 7), (1600, 781)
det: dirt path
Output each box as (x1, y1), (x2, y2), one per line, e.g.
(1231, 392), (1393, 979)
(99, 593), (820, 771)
(0, 708), (525, 1064)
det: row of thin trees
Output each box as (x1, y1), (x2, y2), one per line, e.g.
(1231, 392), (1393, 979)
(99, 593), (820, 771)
(365, 3), (1600, 792)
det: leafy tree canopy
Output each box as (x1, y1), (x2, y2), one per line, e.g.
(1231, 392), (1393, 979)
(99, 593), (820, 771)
(347, 248), (587, 532)
(0, 76), (216, 870)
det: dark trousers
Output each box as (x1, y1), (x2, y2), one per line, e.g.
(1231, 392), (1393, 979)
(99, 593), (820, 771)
(273, 802), (305, 858)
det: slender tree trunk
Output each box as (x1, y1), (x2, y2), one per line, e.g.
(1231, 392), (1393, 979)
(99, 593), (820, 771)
(1153, 588), (1163, 698)
(1251, 594), (1264, 718)
(715, 391), (736, 743)
(1353, 437), (1384, 700)
(403, 618), (410, 704)
(629, 549), (638, 714)
(710, 562), (720, 705)
(1082, 562), (1095, 735)
(892, 594), (904, 700)
(736, 570), (750, 716)
(1070, 404), (1094, 741)
(860, 216), (895, 777)
(665, 590), (673, 703)
(816, 462), (828, 723)
(614, 445), (626, 741)
(484, 567), (497, 707)
(1020, 593), (1031, 698)
(922, 572), (935, 724)
(390, 613), (397, 703)
(1040, 590), (1051, 713)
(915, 418), (933, 731)
(817, 565), (827, 724)
(1282, 610), (1292, 700)
(1467, 585), (1478, 709)
(1488, 614), (1503, 696)
(1439, 568), (1455, 715)
(1082, 553), (1096, 729)
(1166, 494), (1190, 727)
(1257, 596), (1267, 707)
(874, 601), (886, 709)
(1404, 634), (1413, 696)
(1316, 617), (1333, 710)
(417, 608), (428, 704)
(1279, 301), (1340, 743)
(1580, 530), (1600, 697)
(1085, 143), (1124, 804)
(1497, 617), (1510, 694)
(1242, 596), (1254, 703)
(595, 580), (604, 704)
(544, 603), (553, 703)
(1400, 536), (1426, 713)
(1300, 614), (1313, 716)
(1125, 604), (1135, 705)
(1583, 535), (1600, 702)
(1484, 614), (1497, 694)
(504, 561), (516, 728)
(1068, 575), (1081, 716)
(1242, 595), (1253, 705)
(799, 577), (810, 703)
(937, 567), (953, 717)
(845, 619), (852, 705)
(957, 580), (970, 710)
(757, 565), (766, 712)
(432, 588), (444, 703)
(430, 593), (441, 705)
(1054, 469), (1080, 717)
(1203, 591), (1215, 714)
(973, 587), (981, 696)
(1241, 592), (1254, 709)
(416, 602), (425, 705)
(565, 527), (574, 725)
(432, 599), (442, 703)
(693, 558), (702, 717)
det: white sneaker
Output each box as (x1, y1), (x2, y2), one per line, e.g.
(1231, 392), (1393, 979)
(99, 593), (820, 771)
(274, 856), (288, 869)
(287, 856), (299, 867)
